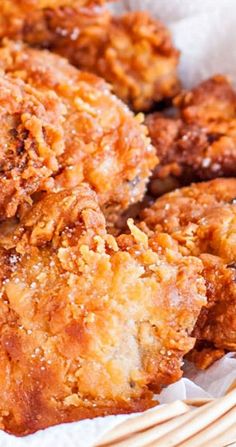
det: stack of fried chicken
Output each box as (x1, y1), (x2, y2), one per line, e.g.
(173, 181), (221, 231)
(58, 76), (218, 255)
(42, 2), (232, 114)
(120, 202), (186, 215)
(0, 0), (234, 436)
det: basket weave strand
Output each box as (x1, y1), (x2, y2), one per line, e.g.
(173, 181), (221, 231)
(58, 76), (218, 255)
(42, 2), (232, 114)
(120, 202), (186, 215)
(96, 389), (236, 447)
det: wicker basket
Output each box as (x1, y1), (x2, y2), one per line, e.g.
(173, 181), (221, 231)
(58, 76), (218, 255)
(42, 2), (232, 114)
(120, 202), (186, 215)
(96, 384), (236, 447)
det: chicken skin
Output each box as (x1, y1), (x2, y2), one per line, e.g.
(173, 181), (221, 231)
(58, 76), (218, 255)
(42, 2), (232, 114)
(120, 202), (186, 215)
(0, 3), (180, 112)
(46, 10), (180, 112)
(0, 71), (65, 220)
(0, 183), (206, 435)
(141, 178), (236, 368)
(1, 0), (109, 18)
(0, 41), (157, 222)
(147, 76), (236, 196)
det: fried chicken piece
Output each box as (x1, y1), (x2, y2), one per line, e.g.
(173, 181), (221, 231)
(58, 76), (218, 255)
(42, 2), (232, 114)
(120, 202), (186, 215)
(0, 41), (157, 223)
(50, 10), (180, 112)
(141, 178), (236, 368)
(147, 76), (236, 196)
(177, 75), (236, 125)
(0, 183), (205, 435)
(0, 71), (65, 220)
(0, 2), (180, 112)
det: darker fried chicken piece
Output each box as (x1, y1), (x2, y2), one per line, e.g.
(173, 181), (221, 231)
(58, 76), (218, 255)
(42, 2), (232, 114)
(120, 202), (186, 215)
(0, 41), (157, 223)
(0, 183), (205, 435)
(0, 3), (180, 112)
(0, 71), (65, 220)
(147, 76), (236, 196)
(141, 178), (236, 368)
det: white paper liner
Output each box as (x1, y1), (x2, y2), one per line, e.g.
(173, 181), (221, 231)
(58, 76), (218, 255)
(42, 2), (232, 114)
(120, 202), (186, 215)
(1, 0), (236, 445)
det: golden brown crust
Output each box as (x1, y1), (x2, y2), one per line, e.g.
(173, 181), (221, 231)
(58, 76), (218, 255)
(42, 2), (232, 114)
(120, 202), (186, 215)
(176, 75), (236, 124)
(1, 0), (109, 16)
(0, 1), (109, 46)
(0, 5), (180, 112)
(0, 1), (111, 49)
(0, 40), (157, 222)
(187, 344), (225, 370)
(141, 178), (236, 367)
(51, 10), (180, 112)
(0, 184), (205, 435)
(147, 76), (236, 196)
(0, 71), (65, 219)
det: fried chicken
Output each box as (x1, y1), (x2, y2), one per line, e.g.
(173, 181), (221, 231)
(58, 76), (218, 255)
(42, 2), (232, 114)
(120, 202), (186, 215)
(0, 183), (206, 435)
(50, 10), (180, 112)
(0, 71), (65, 220)
(0, 0), (108, 41)
(1, 0), (109, 18)
(147, 76), (236, 196)
(141, 178), (236, 368)
(0, 40), (157, 222)
(0, 2), (180, 112)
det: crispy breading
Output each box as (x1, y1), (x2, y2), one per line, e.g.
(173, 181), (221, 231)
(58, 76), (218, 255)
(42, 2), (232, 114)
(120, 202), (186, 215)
(1, 0), (108, 17)
(141, 178), (236, 368)
(177, 75), (236, 125)
(0, 71), (65, 219)
(0, 40), (157, 222)
(147, 76), (236, 196)
(49, 10), (180, 111)
(0, 4), (180, 111)
(0, 183), (205, 435)
(0, 0), (108, 42)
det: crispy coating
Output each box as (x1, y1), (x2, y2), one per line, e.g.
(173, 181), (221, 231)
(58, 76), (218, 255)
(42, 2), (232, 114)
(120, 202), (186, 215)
(49, 10), (180, 112)
(0, 0), (109, 17)
(141, 178), (236, 368)
(0, 71), (65, 220)
(0, 40), (157, 222)
(0, 0), (107, 41)
(177, 75), (236, 125)
(147, 76), (236, 196)
(0, 183), (205, 435)
(0, 3), (180, 112)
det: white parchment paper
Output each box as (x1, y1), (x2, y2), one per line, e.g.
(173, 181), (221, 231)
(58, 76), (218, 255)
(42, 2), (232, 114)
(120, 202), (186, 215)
(1, 1), (236, 445)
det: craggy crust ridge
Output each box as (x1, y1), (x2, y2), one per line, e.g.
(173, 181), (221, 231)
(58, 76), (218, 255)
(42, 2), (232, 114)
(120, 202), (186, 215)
(0, 40), (157, 222)
(141, 178), (236, 368)
(0, 5), (180, 111)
